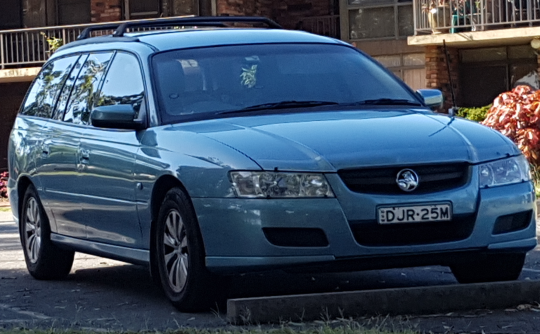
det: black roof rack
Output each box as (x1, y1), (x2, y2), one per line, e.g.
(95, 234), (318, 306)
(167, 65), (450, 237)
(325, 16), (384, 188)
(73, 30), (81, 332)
(112, 16), (282, 37)
(76, 16), (282, 41)
(77, 23), (124, 40)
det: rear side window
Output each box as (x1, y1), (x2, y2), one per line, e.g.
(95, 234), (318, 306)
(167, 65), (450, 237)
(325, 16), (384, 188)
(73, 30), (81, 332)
(20, 55), (80, 118)
(63, 52), (114, 125)
(96, 52), (145, 118)
(53, 55), (87, 120)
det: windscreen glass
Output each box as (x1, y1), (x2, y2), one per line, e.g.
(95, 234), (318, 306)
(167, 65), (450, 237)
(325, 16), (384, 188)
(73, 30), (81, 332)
(152, 43), (418, 123)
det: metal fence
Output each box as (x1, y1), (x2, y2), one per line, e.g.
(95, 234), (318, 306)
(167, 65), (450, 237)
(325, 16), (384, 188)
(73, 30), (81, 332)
(0, 23), (114, 69)
(0, 15), (342, 70)
(414, 0), (540, 34)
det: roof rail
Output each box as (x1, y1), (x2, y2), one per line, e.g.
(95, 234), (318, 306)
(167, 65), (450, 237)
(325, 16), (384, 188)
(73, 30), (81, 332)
(112, 16), (282, 37)
(77, 23), (123, 40)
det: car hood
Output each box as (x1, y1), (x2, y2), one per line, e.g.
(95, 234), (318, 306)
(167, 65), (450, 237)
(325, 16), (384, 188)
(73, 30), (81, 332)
(175, 110), (520, 171)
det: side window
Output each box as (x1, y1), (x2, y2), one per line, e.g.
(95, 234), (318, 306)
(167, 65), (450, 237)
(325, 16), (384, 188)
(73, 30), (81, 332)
(53, 55), (87, 121)
(21, 55), (80, 118)
(63, 52), (114, 125)
(95, 52), (145, 118)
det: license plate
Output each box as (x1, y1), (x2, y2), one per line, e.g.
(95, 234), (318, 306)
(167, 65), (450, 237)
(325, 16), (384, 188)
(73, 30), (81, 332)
(378, 203), (452, 224)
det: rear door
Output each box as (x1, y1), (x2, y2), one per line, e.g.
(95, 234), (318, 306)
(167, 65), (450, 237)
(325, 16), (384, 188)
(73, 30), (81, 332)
(41, 52), (113, 238)
(25, 54), (82, 234)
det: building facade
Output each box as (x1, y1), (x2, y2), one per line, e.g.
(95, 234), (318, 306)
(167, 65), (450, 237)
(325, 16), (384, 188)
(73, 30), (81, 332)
(407, 0), (540, 109)
(342, 0), (428, 93)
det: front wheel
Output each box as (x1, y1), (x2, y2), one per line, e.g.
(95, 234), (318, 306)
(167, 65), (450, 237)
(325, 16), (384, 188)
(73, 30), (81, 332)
(153, 188), (224, 312)
(20, 185), (74, 280)
(451, 253), (525, 284)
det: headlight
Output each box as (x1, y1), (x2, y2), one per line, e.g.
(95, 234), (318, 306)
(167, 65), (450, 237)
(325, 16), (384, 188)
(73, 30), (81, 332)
(478, 155), (531, 188)
(230, 171), (335, 198)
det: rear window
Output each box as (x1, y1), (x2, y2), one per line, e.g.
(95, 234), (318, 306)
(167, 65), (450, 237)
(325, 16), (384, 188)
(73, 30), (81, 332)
(152, 43), (416, 124)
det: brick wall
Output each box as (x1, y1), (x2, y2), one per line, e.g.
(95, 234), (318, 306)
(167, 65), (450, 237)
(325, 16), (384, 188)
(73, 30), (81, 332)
(425, 45), (460, 111)
(216, 0), (332, 29)
(0, 82), (30, 169)
(91, 0), (122, 23)
(88, 0), (334, 27)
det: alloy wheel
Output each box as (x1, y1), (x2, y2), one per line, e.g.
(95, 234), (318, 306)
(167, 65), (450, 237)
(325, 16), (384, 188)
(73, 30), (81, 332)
(163, 209), (189, 292)
(24, 197), (41, 263)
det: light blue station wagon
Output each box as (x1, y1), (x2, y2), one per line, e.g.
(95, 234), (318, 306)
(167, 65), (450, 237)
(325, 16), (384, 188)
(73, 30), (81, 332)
(8, 16), (537, 311)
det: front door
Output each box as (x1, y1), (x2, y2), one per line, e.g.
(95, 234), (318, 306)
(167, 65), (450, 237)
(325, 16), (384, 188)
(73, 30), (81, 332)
(78, 51), (146, 247)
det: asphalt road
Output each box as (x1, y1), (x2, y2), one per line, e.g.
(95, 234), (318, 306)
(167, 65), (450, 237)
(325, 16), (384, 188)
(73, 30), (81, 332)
(3, 210), (540, 333)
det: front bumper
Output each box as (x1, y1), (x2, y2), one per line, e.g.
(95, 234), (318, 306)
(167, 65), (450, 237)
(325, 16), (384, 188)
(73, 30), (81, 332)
(193, 181), (536, 274)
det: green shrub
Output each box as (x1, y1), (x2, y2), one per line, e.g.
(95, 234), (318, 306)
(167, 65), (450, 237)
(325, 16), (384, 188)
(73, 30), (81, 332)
(457, 104), (491, 122)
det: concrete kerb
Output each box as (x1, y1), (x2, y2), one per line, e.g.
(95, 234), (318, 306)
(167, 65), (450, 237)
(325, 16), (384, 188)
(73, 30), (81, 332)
(227, 280), (540, 324)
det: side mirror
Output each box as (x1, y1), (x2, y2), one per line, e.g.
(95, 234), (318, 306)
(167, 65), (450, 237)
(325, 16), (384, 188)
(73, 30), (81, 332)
(91, 105), (144, 130)
(417, 89), (444, 110)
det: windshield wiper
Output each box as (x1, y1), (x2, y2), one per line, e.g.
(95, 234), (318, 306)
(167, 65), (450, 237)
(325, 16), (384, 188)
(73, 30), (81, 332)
(348, 98), (423, 106)
(218, 100), (340, 114)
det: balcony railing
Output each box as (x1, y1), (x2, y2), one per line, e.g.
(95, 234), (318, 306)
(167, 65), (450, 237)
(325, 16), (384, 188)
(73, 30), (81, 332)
(0, 22), (115, 69)
(414, 0), (540, 34)
(0, 15), (341, 70)
(299, 15), (340, 39)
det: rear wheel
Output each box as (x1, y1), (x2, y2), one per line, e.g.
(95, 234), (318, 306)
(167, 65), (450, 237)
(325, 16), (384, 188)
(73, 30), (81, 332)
(20, 185), (74, 280)
(153, 188), (224, 312)
(451, 253), (525, 283)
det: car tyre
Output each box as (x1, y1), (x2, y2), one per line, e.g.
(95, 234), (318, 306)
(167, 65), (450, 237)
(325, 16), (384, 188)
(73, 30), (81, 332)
(20, 185), (74, 280)
(154, 188), (224, 312)
(450, 253), (525, 284)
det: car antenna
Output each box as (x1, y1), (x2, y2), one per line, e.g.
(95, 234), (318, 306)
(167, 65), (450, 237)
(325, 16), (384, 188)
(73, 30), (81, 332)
(443, 39), (458, 116)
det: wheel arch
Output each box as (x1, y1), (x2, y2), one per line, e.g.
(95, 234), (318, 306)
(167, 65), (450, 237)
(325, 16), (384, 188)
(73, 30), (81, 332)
(148, 174), (204, 280)
(150, 174), (192, 223)
(16, 176), (34, 218)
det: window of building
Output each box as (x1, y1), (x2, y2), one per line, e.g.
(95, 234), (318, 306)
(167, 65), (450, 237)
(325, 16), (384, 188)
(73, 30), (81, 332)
(63, 52), (114, 125)
(57, 0), (91, 25)
(21, 55), (81, 118)
(127, 0), (161, 19)
(459, 45), (538, 107)
(348, 0), (413, 40)
(0, 0), (22, 29)
(373, 52), (426, 91)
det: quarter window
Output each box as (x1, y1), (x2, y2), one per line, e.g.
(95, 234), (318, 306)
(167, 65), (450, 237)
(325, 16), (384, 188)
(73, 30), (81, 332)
(96, 52), (145, 118)
(21, 55), (80, 118)
(63, 52), (114, 125)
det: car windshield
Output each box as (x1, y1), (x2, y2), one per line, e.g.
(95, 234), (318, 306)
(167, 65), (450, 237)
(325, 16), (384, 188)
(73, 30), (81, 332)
(152, 43), (420, 124)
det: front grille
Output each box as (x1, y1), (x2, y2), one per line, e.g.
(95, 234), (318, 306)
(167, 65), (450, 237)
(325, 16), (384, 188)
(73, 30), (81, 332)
(338, 163), (470, 195)
(349, 213), (476, 246)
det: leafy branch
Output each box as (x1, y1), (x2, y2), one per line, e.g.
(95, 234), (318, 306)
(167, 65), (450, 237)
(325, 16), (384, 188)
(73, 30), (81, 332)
(40, 32), (63, 54)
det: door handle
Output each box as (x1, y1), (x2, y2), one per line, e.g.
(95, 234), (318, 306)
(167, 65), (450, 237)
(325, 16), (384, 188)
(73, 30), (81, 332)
(41, 145), (50, 158)
(80, 149), (90, 162)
